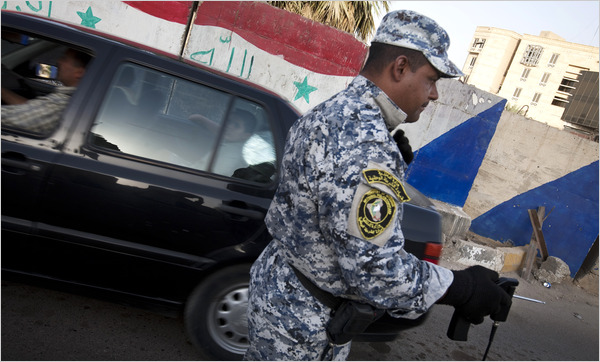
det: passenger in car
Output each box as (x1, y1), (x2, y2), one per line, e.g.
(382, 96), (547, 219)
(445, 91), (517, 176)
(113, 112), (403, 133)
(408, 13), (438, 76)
(189, 109), (258, 176)
(213, 109), (258, 176)
(1, 48), (92, 135)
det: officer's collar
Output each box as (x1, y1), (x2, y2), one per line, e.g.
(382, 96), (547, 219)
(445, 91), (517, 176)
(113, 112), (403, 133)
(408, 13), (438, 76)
(356, 75), (407, 130)
(373, 92), (407, 130)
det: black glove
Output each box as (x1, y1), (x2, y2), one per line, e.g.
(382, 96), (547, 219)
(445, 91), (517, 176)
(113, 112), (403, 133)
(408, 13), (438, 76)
(438, 265), (512, 325)
(393, 129), (414, 165)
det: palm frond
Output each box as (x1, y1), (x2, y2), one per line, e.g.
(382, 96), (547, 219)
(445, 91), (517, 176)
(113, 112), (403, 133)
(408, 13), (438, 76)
(268, 1), (390, 42)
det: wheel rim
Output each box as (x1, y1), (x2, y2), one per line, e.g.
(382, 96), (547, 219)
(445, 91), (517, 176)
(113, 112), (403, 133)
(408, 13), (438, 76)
(207, 283), (249, 354)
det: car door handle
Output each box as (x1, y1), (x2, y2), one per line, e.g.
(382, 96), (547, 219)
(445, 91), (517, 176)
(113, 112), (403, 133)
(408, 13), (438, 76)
(218, 204), (265, 220)
(1, 152), (41, 174)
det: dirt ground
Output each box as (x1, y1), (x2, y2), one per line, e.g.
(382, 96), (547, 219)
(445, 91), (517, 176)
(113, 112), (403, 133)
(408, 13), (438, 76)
(2, 230), (597, 361)
(2, 256), (597, 361)
(349, 258), (599, 360)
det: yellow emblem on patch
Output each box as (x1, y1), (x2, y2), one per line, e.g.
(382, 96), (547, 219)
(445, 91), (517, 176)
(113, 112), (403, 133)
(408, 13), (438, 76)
(362, 169), (410, 202)
(357, 189), (396, 240)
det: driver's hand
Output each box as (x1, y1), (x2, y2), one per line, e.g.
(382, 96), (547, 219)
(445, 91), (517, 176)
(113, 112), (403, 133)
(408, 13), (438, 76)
(1, 87), (28, 105)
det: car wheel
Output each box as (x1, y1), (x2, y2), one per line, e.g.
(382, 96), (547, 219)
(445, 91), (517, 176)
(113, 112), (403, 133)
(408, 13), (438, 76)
(184, 264), (251, 360)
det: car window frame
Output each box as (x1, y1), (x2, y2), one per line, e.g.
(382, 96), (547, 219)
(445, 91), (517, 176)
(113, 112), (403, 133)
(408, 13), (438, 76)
(0, 25), (114, 151)
(0, 29), (97, 141)
(82, 56), (281, 187)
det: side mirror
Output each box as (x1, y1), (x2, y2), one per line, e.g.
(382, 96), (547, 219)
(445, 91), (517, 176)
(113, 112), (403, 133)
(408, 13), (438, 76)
(35, 64), (58, 79)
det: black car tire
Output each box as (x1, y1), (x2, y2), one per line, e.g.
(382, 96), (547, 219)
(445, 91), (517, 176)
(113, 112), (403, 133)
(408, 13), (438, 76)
(184, 264), (252, 360)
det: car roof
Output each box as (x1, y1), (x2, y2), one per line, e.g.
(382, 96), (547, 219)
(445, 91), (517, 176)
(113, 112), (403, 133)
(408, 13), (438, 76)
(1, 9), (299, 113)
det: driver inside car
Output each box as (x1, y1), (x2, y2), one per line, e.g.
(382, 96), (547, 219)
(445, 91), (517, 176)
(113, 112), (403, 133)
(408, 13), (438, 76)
(1, 47), (92, 135)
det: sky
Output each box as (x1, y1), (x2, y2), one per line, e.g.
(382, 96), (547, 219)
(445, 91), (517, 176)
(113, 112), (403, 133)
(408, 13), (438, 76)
(373, 1), (600, 69)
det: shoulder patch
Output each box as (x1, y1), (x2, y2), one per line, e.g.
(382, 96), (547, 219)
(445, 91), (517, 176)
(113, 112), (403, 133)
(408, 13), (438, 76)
(363, 169), (410, 202)
(357, 188), (396, 240)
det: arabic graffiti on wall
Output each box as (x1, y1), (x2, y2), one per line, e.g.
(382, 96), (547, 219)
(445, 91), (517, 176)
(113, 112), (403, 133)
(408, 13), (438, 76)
(190, 34), (255, 80)
(2, 1), (104, 28)
(2, 1), (51, 16)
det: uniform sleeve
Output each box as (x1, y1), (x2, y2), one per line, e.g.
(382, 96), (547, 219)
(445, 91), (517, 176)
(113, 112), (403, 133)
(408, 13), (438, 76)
(315, 121), (453, 319)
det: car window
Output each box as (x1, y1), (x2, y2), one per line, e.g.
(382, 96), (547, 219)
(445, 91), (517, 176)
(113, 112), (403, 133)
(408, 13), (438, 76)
(90, 62), (277, 183)
(1, 31), (93, 138)
(211, 98), (277, 182)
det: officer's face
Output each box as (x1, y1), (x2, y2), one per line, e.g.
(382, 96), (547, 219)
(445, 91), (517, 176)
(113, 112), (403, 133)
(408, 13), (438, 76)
(392, 61), (440, 123)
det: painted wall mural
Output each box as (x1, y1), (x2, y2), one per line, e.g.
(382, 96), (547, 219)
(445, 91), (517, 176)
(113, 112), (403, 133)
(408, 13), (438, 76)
(3, 0), (597, 275)
(182, 1), (364, 112)
(406, 99), (507, 207)
(471, 161), (599, 275)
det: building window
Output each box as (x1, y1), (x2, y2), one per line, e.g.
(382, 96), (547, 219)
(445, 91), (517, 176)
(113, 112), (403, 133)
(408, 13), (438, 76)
(512, 87), (522, 101)
(520, 68), (531, 81)
(520, 45), (544, 66)
(469, 56), (477, 68)
(539, 72), (551, 86)
(552, 96), (569, 107)
(471, 38), (486, 51)
(548, 53), (560, 67)
(531, 93), (542, 106)
(558, 77), (577, 94)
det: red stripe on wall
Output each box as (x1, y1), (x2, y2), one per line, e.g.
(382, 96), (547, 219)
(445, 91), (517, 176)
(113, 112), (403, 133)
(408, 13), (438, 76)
(123, 1), (193, 24)
(195, 1), (367, 77)
(125, 1), (367, 77)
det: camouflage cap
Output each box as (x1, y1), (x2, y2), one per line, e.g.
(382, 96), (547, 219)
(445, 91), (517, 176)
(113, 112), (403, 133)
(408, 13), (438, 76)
(372, 10), (463, 78)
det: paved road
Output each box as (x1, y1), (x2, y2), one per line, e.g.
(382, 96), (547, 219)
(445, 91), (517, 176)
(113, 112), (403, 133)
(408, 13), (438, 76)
(2, 267), (598, 361)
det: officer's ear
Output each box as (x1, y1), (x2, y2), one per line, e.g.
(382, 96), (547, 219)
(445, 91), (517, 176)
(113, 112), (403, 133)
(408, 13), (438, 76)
(391, 56), (409, 82)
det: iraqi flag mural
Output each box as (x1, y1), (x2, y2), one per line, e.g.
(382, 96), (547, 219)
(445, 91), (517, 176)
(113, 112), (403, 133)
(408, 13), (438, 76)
(4, 0), (367, 113)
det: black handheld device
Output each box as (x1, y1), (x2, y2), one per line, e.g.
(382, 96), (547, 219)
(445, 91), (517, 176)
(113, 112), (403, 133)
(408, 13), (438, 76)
(446, 277), (519, 341)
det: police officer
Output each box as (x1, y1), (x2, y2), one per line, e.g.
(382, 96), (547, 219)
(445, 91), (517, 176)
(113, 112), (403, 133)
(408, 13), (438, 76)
(244, 10), (511, 361)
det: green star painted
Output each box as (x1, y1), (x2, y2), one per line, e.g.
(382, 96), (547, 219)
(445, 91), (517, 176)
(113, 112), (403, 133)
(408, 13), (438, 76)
(293, 76), (318, 103)
(77, 6), (101, 28)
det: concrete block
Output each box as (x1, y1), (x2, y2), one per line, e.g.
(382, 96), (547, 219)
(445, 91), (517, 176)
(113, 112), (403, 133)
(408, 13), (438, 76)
(442, 239), (504, 272)
(431, 199), (472, 240)
(534, 256), (572, 283)
(499, 246), (527, 272)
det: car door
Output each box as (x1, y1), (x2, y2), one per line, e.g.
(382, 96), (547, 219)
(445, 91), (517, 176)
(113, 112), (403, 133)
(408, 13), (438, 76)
(34, 48), (283, 299)
(1, 34), (77, 226)
(1, 24), (110, 275)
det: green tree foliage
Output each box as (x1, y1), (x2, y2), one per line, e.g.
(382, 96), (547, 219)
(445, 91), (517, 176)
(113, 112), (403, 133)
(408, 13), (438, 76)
(268, 1), (390, 42)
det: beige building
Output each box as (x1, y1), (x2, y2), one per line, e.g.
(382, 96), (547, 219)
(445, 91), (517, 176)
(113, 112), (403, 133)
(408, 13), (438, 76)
(461, 26), (599, 129)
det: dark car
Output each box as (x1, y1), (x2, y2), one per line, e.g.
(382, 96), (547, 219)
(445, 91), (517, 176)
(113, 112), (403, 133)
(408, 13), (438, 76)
(1, 11), (444, 360)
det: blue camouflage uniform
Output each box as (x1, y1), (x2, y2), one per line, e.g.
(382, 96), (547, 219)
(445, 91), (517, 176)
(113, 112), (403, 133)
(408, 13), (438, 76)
(245, 10), (463, 361)
(245, 76), (453, 360)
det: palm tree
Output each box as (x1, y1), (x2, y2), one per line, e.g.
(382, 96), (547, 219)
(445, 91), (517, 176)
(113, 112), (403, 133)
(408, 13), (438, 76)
(268, 1), (389, 42)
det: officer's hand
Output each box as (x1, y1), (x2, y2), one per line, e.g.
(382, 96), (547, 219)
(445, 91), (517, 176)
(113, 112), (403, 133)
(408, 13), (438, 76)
(393, 129), (413, 165)
(437, 265), (512, 324)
